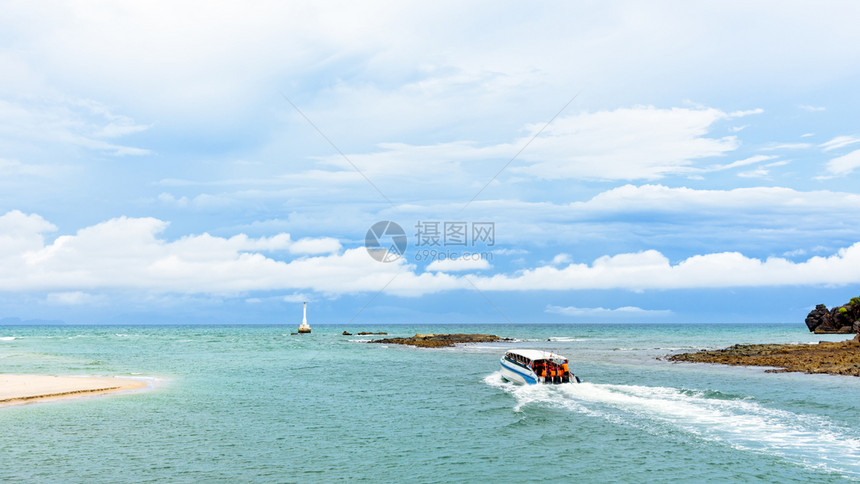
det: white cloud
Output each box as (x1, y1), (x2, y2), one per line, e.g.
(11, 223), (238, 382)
(2, 212), (860, 298)
(551, 254), (572, 265)
(0, 158), (58, 178)
(727, 108), (764, 117)
(316, 140), (482, 179)
(389, 184), (860, 250)
(0, 97), (149, 157)
(468, 244), (860, 291)
(511, 106), (748, 180)
(0, 210), (56, 235)
(821, 135), (860, 152)
(426, 255), (492, 272)
(2, 0), (859, 166)
(0, 210), (57, 256)
(282, 293), (310, 303)
(706, 154), (776, 172)
(0, 212), (455, 297)
(737, 168), (770, 178)
(760, 143), (811, 151)
(289, 237), (342, 255)
(568, 184), (860, 216)
(825, 149), (860, 176)
(799, 105), (826, 112)
(545, 305), (672, 317)
(324, 106), (754, 183)
(46, 291), (105, 306)
(158, 192), (190, 208)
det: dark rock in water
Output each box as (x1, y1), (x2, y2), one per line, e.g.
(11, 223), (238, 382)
(290, 332), (299, 335)
(805, 304), (831, 331)
(357, 331), (387, 335)
(805, 297), (860, 333)
(342, 331), (352, 336)
(369, 333), (512, 348)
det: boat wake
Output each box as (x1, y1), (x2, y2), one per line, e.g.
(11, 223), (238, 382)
(484, 371), (860, 478)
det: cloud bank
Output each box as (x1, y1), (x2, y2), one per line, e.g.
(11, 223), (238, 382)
(3, 211), (860, 299)
(545, 305), (672, 317)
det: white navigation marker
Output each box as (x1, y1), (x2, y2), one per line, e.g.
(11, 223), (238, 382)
(297, 302), (311, 333)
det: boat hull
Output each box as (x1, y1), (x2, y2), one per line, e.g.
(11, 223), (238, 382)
(500, 358), (538, 385)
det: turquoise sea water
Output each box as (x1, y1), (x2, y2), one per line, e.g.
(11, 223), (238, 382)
(2, 323), (859, 482)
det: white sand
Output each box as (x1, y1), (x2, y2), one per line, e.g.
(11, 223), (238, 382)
(0, 374), (147, 407)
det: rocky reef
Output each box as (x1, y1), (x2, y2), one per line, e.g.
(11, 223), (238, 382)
(668, 295), (860, 377)
(669, 337), (860, 376)
(369, 333), (511, 348)
(805, 296), (860, 333)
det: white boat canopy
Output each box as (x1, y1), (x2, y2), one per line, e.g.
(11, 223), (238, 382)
(505, 349), (567, 363)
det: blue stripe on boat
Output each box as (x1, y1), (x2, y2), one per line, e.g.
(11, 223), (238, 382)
(500, 359), (537, 384)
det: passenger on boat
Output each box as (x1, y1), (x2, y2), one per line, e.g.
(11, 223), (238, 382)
(562, 360), (570, 383)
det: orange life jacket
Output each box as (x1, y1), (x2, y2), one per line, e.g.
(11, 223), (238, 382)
(562, 363), (569, 374)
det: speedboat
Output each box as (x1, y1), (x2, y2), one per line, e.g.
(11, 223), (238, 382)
(500, 349), (580, 385)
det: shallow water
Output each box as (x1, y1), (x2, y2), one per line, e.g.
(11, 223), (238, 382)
(0, 323), (857, 482)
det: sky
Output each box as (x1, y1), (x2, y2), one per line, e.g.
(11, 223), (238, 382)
(2, 1), (860, 325)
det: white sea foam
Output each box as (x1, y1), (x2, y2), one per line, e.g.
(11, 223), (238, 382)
(484, 372), (860, 478)
(0, 336), (15, 341)
(548, 337), (586, 342)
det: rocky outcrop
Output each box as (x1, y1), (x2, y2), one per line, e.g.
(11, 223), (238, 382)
(805, 297), (860, 333)
(669, 295), (860, 377)
(669, 339), (860, 376)
(369, 333), (511, 348)
(357, 331), (387, 335)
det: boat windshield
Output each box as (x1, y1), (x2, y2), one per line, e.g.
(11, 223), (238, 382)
(505, 352), (531, 366)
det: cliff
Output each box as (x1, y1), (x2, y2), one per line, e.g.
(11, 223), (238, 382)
(805, 296), (860, 333)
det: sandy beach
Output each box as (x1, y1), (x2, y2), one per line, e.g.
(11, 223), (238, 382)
(0, 374), (147, 407)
